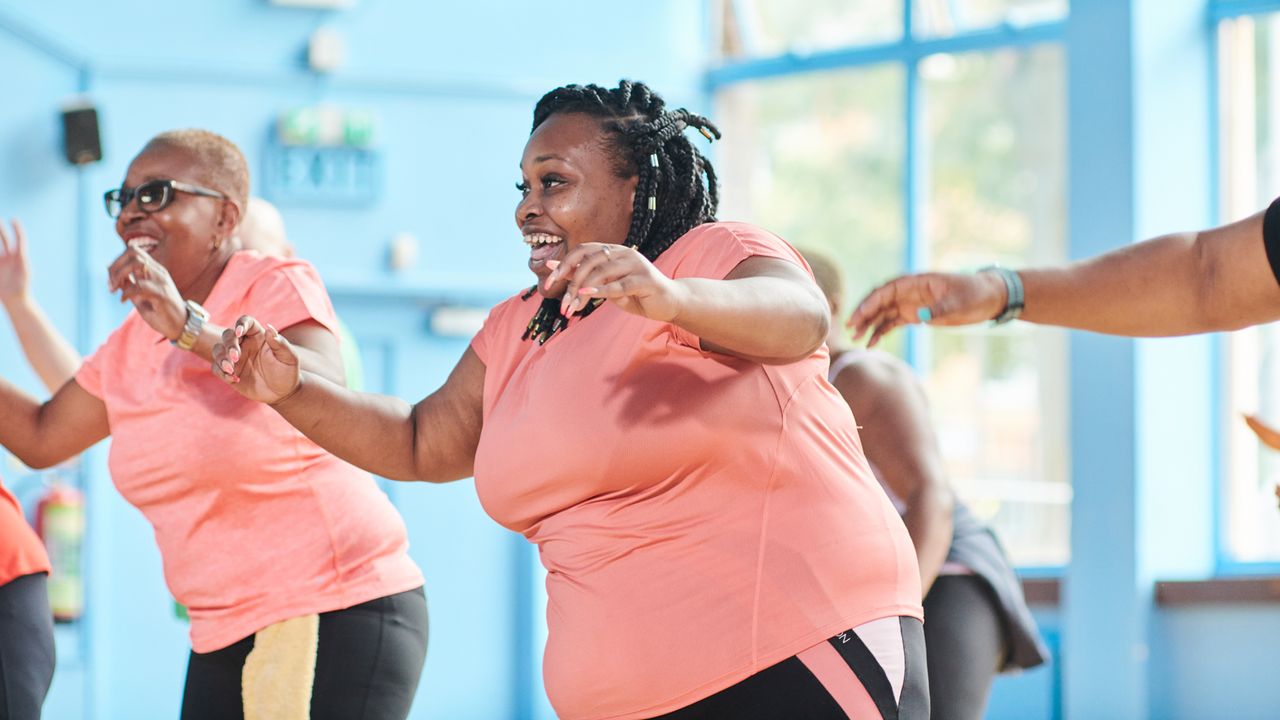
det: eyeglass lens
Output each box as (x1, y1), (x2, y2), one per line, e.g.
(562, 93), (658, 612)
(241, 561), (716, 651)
(105, 180), (173, 218)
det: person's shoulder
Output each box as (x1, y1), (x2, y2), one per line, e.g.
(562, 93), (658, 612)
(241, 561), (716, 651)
(483, 288), (543, 333)
(226, 250), (316, 282)
(660, 222), (798, 277)
(670, 221), (788, 251)
(831, 349), (918, 397)
(223, 252), (334, 307)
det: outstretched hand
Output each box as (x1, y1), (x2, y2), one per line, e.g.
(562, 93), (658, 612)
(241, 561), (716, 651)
(212, 315), (302, 405)
(544, 242), (684, 322)
(0, 218), (31, 304)
(847, 271), (1008, 347)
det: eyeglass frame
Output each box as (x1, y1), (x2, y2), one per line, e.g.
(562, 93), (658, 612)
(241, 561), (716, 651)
(103, 179), (229, 219)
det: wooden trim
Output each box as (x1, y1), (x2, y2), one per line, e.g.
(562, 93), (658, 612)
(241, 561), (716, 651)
(1156, 576), (1280, 605)
(1021, 577), (1061, 606)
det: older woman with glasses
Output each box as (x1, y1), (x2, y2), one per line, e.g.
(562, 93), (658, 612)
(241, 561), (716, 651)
(0, 129), (427, 720)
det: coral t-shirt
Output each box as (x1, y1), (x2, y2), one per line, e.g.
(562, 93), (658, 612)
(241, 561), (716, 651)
(471, 223), (922, 720)
(75, 251), (423, 652)
(0, 477), (50, 586)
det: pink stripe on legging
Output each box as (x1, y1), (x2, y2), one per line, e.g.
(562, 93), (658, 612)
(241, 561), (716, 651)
(796, 642), (883, 719)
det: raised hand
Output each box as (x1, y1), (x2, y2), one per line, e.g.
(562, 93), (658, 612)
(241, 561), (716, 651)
(847, 271), (1008, 347)
(544, 242), (683, 322)
(212, 315), (302, 405)
(0, 218), (31, 304)
(106, 241), (186, 340)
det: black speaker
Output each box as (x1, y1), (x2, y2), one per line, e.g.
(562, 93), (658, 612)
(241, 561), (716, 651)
(61, 104), (102, 166)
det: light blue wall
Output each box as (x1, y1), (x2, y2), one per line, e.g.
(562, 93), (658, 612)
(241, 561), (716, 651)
(1065, 1), (1274, 719)
(0, 2), (705, 719)
(9, 2), (1280, 719)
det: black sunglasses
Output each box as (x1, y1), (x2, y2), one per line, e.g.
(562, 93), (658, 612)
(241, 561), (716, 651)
(103, 179), (227, 219)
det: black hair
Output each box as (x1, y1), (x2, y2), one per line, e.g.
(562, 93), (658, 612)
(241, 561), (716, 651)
(521, 79), (721, 344)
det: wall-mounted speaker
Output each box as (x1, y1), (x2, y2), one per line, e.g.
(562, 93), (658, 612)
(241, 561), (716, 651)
(61, 103), (102, 166)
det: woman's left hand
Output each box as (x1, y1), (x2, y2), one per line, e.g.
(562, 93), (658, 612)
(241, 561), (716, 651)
(107, 242), (186, 341)
(545, 243), (683, 322)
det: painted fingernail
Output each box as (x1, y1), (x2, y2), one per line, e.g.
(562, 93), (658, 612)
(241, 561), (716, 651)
(221, 360), (235, 374)
(235, 325), (245, 338)
(228, 348), (240, 363)
(578, 287), (598, 295)
(544, 260), (560, 270)
(917, 307), (933, 323)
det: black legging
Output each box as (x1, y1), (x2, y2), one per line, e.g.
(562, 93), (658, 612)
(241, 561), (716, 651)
(180, 586), (428, 720)
(922, 575), (1009, 720)
(0, 572), (56, 720)
(653, 617), (929, 720)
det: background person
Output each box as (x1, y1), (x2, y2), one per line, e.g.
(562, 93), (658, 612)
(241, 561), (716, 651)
(805, 249), (1048, 720)
(0, 217), (68, 720)
(235, 197), (364, 391)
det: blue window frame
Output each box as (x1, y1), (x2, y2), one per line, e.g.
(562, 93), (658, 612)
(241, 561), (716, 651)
(707, 1), (1070, 569)
(1212, 0), (1280, 575)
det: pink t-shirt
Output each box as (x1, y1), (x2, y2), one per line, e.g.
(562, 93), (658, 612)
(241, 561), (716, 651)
(0, 477), (50, 586)
(471, 223), (922, 720)
(75, 251), (423, 653)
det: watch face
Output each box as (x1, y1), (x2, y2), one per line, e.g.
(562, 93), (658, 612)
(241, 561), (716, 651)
(186, 300), (210, 321)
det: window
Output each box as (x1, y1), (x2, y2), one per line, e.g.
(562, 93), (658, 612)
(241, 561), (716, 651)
(711, 1), (1069, 566)
(714, 65), (907, 353)
(718, 0), (903, 57)
(912, 0), (1066, 38)
(1217, 9), (1280, 565)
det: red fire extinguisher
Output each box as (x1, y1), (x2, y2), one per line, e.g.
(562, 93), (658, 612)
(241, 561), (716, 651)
(36, 483), (84, 622)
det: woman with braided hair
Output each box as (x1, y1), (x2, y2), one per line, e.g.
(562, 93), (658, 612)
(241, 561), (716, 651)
(215, 80), (928, 719)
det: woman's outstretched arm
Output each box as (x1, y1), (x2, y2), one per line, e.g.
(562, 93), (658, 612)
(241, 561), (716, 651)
(214, 317), (484, 482)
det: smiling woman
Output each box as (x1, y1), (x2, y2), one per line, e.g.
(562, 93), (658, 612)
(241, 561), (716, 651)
(515, 85), (721, 344)
(0, 129), (428, 720)
(217, 80), (929, 720)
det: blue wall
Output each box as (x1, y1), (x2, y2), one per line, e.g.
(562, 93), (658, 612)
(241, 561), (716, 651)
(8, 1), (1280, 719)
(0, 2), (705, 718)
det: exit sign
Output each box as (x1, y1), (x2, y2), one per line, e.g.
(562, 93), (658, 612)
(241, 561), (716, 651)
(262, 144), (381, 206)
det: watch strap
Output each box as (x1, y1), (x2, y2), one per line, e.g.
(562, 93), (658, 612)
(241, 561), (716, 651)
(173, 300), (209, 351)
(980, 266), (1024, 325)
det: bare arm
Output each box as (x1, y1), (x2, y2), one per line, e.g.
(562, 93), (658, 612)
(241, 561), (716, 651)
(832, 353), (954, 593)
(850, 210), (1280, 343)
(1019, 213), (1280, 334)
(674, 257), (830, 363)
(0, 219), (81, 392)
(0, 378), (109, 469)
(551, 244), (829, 364)
(2, 296), (81, 393)
(214, 317), (484, 483)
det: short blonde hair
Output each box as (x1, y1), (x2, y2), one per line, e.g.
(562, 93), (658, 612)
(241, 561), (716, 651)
(144, 129), (250, 215)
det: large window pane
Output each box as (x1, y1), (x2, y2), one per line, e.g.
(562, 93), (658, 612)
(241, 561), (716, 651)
(913, 0), (1065, 38)
(714, 65), (906, 347)
(921, 46), (1069, 566)
(717, 0), (904, 58)
(1219, 13), (1280, 563)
